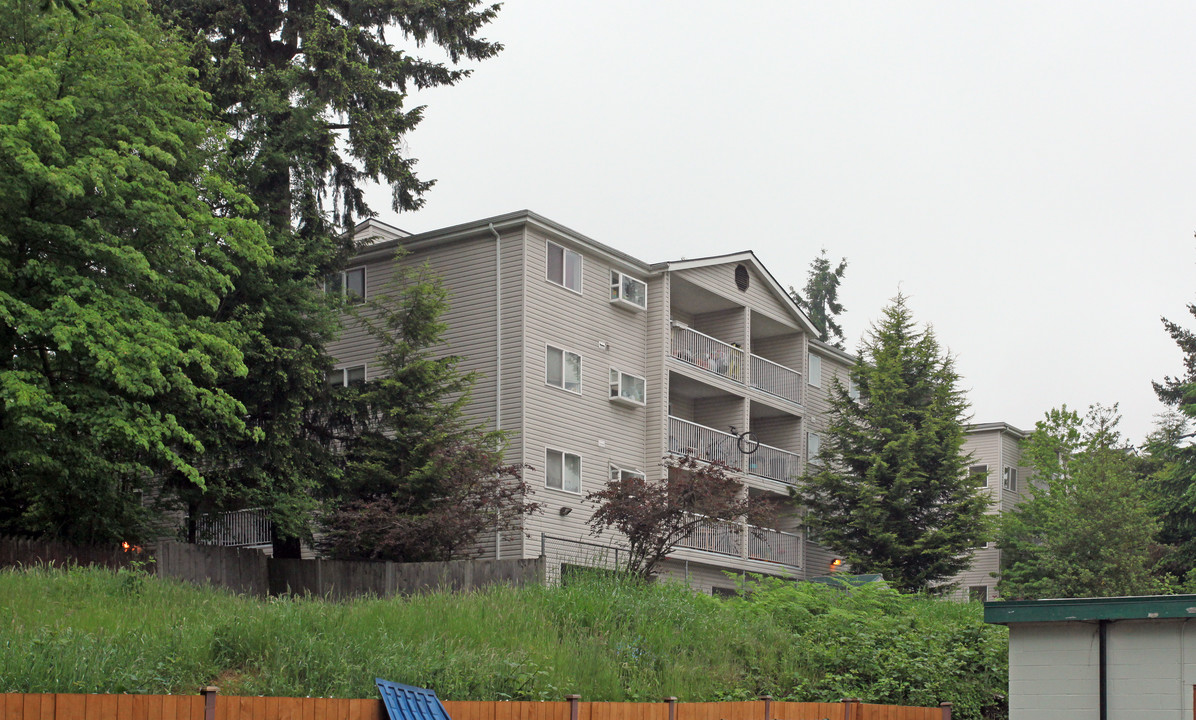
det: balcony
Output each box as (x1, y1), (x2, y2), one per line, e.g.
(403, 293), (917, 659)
(669, 416), (801, 484)
(749, 354), (802, 403)
(668, 415), (743, 470)
(195, 508), (272, 547)
(746, 442), (801, 484)
(671, 323), (802, 405)
(671, 324), (744, 383)
(675, 516), (802, 568)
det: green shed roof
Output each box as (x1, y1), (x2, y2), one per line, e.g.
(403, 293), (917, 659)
(984, 594), (1196, 625)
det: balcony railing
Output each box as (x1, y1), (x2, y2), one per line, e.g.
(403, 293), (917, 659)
(744, 442), (801, 484)
(750, 354), (802, 403)
(675, 516), (803, 568)
(670, 324), (744, 383)
(748, 527), (802, 566)
(668, 415), (743, 470)
(671, 323), (802, 405)
(669, 417), (799, 484)
(675, 517), (742, 557)
(195, 508), (273, 547)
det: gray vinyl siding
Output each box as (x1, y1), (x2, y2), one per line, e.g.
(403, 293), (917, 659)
(1001, 431), (1031, 507)
(694, 396), (746, 435)
(520, 230), (653, 558)
(645, 273), (671, 478)
(328, 225), (528, 560)
(750, 415), (801, 454)
(693, 308), (746, 346)
(750, 334), (803, 373)
(674, 263), (796, 328)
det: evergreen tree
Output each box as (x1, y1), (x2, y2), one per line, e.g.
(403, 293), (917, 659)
(0, 0), (266, 542)
(998, 404), (1161, 599)
(1151, 299), (1196, 571)
(795, 295), (986, 592)
(146, 0), (504, 551)
(791, 249), (848, 348)
(318, 265), (537, 562)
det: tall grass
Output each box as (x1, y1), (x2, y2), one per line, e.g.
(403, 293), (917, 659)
(0, 566), (1006, 720)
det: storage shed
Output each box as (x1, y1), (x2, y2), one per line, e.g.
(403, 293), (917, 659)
(985, 594), (1196, 719)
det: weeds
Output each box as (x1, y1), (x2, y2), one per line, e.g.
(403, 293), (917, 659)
(0, 566), (1006, 720)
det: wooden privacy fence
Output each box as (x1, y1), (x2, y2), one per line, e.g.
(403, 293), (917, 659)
(0, 694), (952, 720)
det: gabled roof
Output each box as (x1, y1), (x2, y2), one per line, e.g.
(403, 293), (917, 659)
(652, 251), (820, 336)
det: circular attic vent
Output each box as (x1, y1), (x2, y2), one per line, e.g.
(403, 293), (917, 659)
(734, 264), (750, 292)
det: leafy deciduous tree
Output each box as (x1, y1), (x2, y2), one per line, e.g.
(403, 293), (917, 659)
(795, 294), (986, 593)
(998, 404), (1161, 599)
(318, 266), (537, 562)
(587, 454), (783, 579)
(0, 0), (266, 543)
(791, 249), (848, 348)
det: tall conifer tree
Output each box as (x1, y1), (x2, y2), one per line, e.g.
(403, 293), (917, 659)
(795, 295), (986, 592)
(1150, 297), (1196, 571)
(147, 0), (504, 550)
(791, 249), (848, 348)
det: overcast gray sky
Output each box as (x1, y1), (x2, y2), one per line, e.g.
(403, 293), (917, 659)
(364, 1), (1196, 444)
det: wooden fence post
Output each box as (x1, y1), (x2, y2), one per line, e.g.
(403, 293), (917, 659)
(939, 702), (952, 720)
(201, 686), (219, 720)
(664, 697), (677, 720)
(840, 698), (860, 720)
(566, 694), (580, 720)
(758, 695), (771, 720)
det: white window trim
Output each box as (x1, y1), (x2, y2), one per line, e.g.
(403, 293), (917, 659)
(546, 240), (583, 295)
(807, 432), (821, 464)
(609, 464), (646, 483)
(847, 377), (860, 401)
(608, 367), (646, 407)
(545, 448), (583, 494)
(1003, 466), (1018, 492)
(325, 267), (366, 304)
(609, 269), (647, 310)
(329, 364), (366, 387)
(969, 464), (990, 488)
(808, 353), (822, 388)
(545, 344), (583, 395)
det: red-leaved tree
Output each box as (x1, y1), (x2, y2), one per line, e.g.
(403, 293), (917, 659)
(586, 454), (784, 578)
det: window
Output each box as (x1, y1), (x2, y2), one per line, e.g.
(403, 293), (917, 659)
(1003, 466), (1018, 492)
(969, 464), (990, 488)
(807, 432), (821, 463)
(609, 270), (646, 310)
(546, 241), (582, 293)
(546, 346), (582, 394)
(848, 377), (860, 401)
(327, 365), (366, 386)
(609, 464), (646, 483)
(546, 449), (582, 493)
(326, 267), (365, 304)
(609, 368), (646, 406)
(808, 353), (822, 388)
(969, 585), (989, 603)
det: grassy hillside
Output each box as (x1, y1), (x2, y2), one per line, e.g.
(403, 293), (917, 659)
(0, 566), (1007, 719)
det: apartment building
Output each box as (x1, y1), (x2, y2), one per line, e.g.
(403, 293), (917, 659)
(957, 423), (1032, 601)
(326, 210), (862, 592)
(328, 209), (1030, 595)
